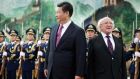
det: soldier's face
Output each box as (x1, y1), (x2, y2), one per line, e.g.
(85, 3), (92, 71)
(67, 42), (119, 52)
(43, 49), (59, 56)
(0, 36), (4, 42)
(112, 32), (120, 38)
(16, 39), (20, 44)
(100, 18), (114, 34)
(135, 32), (140, 39)
(27, 34), (34, 41)
(10, 35), (17, 42)
(43, 32), (50, 40)
(86, 30), (95, 40)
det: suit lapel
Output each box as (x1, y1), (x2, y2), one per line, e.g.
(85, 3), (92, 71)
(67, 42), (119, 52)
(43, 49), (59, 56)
(99, 33), (114, 56)
(52, 25), (59, 51)
(112, 36), (120, 55)
(56, 22), (75, 47)
(99, 34), (111, 54)
(101, 33), (121, 56)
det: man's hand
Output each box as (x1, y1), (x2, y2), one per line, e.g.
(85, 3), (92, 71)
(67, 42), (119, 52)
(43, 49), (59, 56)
(75, 76), (82, 79)
(44, 69), (48, 77)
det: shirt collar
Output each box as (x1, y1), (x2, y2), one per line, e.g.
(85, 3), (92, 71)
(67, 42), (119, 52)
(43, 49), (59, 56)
(101, 32), (113, 38)
(28, 41), (33, 44)
(60, 20), (71, 29)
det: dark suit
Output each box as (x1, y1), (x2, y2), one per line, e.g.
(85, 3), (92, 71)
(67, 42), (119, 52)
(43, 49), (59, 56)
(88, 33), (127, 79)
(45, 22), (87, 79)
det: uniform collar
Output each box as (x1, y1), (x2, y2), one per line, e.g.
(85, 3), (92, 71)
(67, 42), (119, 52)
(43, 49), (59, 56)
(28, 41), (33, 44)
(11, 41), (16, 45)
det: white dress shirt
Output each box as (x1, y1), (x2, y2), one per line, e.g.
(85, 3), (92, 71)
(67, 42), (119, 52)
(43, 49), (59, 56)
(60, 20), (72, 37)
(101, 32), (115, 50)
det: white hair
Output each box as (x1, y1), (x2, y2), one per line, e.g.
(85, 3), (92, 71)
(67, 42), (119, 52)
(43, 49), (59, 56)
(97, 16), (115, 32)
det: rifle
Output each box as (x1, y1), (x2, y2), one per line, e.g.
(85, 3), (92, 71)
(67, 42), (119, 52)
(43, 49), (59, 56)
(35, 56), (41, 79)
(17, 42), (24, 79)
(17, 56), (23, 79)
(35, 42), (41, 79)
(134, 42), (140, 79)
(0, 43), (7, 79)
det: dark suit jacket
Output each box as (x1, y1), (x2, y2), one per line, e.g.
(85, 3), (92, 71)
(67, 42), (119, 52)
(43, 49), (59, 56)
(45, 22), (87, 79)
(88, 33), (127, 79)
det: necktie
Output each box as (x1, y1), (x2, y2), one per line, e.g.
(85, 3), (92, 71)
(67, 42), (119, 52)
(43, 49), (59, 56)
(56, 25), (63, 46)
(106, 36), (113, 54)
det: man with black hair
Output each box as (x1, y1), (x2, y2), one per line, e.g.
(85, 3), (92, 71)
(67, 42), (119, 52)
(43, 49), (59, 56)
(44, 1), (87, 79)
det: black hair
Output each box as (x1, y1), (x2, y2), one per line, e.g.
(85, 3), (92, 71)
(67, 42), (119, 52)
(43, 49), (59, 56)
(57, 2), (73, 17)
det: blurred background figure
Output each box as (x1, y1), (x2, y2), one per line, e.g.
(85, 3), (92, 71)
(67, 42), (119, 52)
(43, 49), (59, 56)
(84, 24), (98, 79)
(20, 28), (38, 79)
(112, 27), (122, 39)
(16, 36), (21, 44)
(0, 31), (6, 79)
(85, 24), (98, 43)
(5, 30), (20, 79)
(43, 27), (51, 43)
(125, 28), (140, 79)
(36, 27), (51, 79)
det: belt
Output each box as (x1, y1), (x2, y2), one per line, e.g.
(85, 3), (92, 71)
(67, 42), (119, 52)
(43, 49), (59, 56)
(7, 57), (18, 61)
(40, 58), (46, 62)
(24, 58), (34, 61)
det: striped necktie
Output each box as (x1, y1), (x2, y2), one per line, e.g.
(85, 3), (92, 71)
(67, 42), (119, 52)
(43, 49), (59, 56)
(106, 35), (113, 54)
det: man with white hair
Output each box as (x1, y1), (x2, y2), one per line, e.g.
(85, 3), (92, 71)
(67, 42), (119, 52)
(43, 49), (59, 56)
(88, 17), (127, 79)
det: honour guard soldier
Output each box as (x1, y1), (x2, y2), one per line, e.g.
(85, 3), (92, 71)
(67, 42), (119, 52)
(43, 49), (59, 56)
(0, 31), (6, 79)
(112, 27), (121, 38)
(112, 27), (127, 51)
(20, 28), (38, 79)
(84, 24), (98, 56)
(37, 27), (51, 79)
(84, 24), (97, 79)
(85, 24), (97, 43)
(16, 36), (21, 44)
(42, 27), (51, 43)
(125, 28), (140, 79)
(84, 24), (97, 57)
(112, 27), (123, 41)
(5, 30), (20, 79)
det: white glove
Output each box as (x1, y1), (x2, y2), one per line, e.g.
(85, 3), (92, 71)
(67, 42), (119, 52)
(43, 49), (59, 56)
(20, 41), (24, 46)
(134, 38), (139, 43)
(37, 40), (42, 46)
(20, 51), (25, 57)
(37, 51), (43, 56)
(3, 42), (8, 46)
(135, 51), (140, 57)
(3, 51), (7, 56)
(3, 42), (6, 46)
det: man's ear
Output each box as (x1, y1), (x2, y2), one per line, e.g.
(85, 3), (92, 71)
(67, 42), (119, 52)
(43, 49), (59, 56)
(65, 11), (69, 16)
